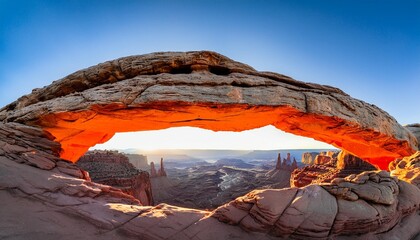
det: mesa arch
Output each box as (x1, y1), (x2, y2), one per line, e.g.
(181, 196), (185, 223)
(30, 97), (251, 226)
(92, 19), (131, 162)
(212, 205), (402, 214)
(0, 51), (417, 169)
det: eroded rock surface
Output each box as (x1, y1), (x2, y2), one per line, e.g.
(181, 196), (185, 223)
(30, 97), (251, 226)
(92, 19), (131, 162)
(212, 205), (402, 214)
(0, 122), (92, 180)
(390, 151), (420, 189)
(212, 170), (420, 239)
(0, 51), (416, 169)
(301, 152), (318, 165)
(291, 151), (377, 187)
(77, 150), (153, 205)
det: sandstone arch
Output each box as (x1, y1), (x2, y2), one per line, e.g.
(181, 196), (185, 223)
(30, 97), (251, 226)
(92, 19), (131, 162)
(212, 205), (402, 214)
(1, 51), (420, 239)
(0, 51), (417, 169)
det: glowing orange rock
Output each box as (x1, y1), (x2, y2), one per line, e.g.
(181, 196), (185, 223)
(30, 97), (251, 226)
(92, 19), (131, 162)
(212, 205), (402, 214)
(0, 51), (417, 169)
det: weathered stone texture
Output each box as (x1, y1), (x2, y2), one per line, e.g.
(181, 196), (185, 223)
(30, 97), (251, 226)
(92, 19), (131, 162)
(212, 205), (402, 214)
(212, 169), (420, 239)
(390, 151), (420, 189)
(291, 150), (377, 187)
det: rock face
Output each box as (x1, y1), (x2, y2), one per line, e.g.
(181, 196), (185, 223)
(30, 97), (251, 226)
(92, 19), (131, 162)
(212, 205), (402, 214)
(336, 150), (377, 171)
(301, 152), (318, 165)
(291, 150), (377, 187)
(0, 122), (90, 180)
(126, 153), (149, 170)
(314, 154), (332, 165)
(77, 150), (153, 205)
(0, 51), (416, 169)
(390, 151), (420, 189)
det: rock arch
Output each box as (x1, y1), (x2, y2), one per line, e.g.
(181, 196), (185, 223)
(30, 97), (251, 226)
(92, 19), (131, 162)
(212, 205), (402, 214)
(0, 51), (417, 169)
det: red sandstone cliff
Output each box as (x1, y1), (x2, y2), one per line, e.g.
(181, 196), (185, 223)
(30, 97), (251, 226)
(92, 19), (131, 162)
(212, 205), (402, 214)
(77, 150), (153, 205)
(126, 153), (149, 170)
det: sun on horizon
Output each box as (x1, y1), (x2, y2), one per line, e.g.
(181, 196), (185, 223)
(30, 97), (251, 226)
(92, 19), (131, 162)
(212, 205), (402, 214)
(91, 125), (335, 152)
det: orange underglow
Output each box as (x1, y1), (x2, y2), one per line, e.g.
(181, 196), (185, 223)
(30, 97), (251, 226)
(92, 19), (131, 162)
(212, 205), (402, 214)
(37, 102), (415, 170)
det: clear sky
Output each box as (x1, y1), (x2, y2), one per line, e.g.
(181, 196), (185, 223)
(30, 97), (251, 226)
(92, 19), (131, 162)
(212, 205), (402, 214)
(1, 0), (419, 150)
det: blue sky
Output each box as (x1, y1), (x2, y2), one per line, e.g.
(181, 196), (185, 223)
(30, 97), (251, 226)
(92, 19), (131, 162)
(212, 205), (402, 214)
(1, 0), (419, 150)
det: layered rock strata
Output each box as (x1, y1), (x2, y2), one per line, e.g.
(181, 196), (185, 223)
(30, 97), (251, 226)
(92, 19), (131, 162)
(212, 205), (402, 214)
(0, 122), (142, 207)
(0, 51), (417, 169)
(77, 150), (153, 205)
(301, 152), (318, 165)
(291, 151), (377, 187)
(0, 122), (90, 180)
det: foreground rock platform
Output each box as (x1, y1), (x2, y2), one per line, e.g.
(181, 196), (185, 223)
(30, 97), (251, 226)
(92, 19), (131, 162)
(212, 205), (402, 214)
(1, 150), (419, 239)
(0, 51), (417, 169)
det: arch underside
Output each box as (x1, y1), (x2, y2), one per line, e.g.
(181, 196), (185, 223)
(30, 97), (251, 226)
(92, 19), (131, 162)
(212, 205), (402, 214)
(40, 98), (412, 170)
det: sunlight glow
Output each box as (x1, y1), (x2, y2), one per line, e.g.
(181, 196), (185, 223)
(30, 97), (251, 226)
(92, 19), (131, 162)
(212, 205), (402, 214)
(91, 125), (334, 151)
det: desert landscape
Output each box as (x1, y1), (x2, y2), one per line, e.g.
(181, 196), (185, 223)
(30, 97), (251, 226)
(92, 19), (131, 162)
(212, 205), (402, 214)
(1, 1), (419, 239)
(75, 148), (296, 209)
(0, 51), (419, 239)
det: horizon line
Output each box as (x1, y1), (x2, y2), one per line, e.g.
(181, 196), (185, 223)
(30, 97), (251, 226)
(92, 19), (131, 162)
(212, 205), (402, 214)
(91, 147), (338, 151)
